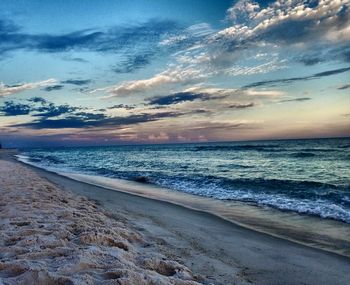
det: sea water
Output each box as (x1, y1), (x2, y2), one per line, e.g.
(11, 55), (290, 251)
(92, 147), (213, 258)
(18, 138), (350, 223)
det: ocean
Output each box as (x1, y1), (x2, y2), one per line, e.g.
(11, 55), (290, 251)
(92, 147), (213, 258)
(17, 138), (350, 223)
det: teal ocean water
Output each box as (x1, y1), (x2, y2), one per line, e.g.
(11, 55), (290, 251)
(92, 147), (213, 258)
(18, 138), (350, 223)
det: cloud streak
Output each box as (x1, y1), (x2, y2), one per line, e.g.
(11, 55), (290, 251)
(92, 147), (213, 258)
(0, 79), (57, 97)
(0, 18), (180, 73)
(95, 66), (207, 97)
(244, 67), (350, 88)
(13, 111), (183, 129)
(147, 91), (215, 106)
(61, 79), (92, 86)
(279, 97), (311, 103)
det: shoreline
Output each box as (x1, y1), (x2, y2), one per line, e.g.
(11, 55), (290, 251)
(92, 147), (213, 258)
(14, 151), (350, 258)
(2, 149), (350, 284)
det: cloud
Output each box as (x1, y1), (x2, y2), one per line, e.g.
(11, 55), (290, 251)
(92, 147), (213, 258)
(159, 22), (215, 49)
(33, 103), (81, 118)
(13, 111), (183, 129)
(1, 97), (186, 130)
(223, 0), (350, 45)
(0, 99), (82, 118)
(107, 104), (136, 110)
(61, 79), (92, 86)
(244, 67), (350, 88)
(148, 132), (170, 142)
(0, 79), (57, 97)
(101, 1), (350, 95)
(0, 18), (180, 72)
(0, 101), (31, 116)
(190, 0), (350, 74)
(93, 1), (350, 98)
(228, 102), (255, 109)
(95, 66), (206, 97)
(298, 56), (322, 66)
(224, 59), (287, 76)
(28, 97), (47, 104)
(279, 97), (311, 103)
(0, 18), (178, 53)
(147, 91), (214, 106)
(338, 84), (350, 90)
(42, 84), (64, 92)
(113, 53), (153, 74)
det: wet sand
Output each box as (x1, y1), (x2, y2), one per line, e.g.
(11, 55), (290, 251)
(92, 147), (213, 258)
(1, 150), (350, 284)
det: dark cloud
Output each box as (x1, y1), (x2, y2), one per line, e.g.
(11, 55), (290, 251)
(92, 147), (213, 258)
(42, 84), (64, 92)
(107, 104), (136, 110)
(63, 57), (89, 63)
(341, 50), (350, 62)
(244, 67), (350, 88)
(61, 79), (92, 86)
(299, 46), (350, 66)
(298, 57), (322, 66)
(189, 109), (210, 114)
(338, 84), (350, 90)
(75, 86), (93, 93)
(0, 18), (180, 71)
(147, 91), (219, 106)
(279, 97), (311, 103)
(28, 97), (47, 104)
(316, 68), (350, 77)
(257, 19), (317, 44)
(13, 111), (182, 129)
(0, 19), (19, 34)
(228, 102), (254, 109)
(0, 19), (21, 55)
(0, 101), (31, 116)
(33, 103), (81, 118)
(1, 96), (184, 130)
(113, 53), (153, 73)
(0, 99), (81, 118)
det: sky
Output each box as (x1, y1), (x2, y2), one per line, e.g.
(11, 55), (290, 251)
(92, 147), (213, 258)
(0, 0), (349, 147)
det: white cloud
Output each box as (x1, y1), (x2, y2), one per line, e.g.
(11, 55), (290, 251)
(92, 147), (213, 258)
(148, 132), (170, 141)
(185, 23), (215, 37)
(184, 86), (284, 98)
(224, 59), (288, 76)
(0, 79), (57, 97)
(245, 89), (284, 97)
(159, 22), (214, 46)
(94, 0), (349, 101)
(159, 35), (188, 46)
(222, 0), (350, 45)
(94, 67), (209, 98)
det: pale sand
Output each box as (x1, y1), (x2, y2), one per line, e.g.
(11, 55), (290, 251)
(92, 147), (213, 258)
(1, 150), (350, 285)
(0, 158), (207, 285)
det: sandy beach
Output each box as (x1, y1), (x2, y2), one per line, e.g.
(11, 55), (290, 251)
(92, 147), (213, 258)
(1, 150), (350, 285)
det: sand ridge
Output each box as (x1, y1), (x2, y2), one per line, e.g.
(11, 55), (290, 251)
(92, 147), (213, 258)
(0, 160), (203, 285)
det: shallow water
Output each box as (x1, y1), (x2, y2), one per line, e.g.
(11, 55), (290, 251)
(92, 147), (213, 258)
(18, 138), (350, 223)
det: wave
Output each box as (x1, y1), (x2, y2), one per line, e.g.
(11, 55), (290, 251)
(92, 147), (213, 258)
(17, 138), (350, 224)
(290, 152), (316, 158)
(193, 144), (283, 152)
(151, 176), (350, 223)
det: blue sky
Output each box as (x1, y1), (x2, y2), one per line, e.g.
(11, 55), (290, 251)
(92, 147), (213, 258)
(0, 0), (349, 147)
